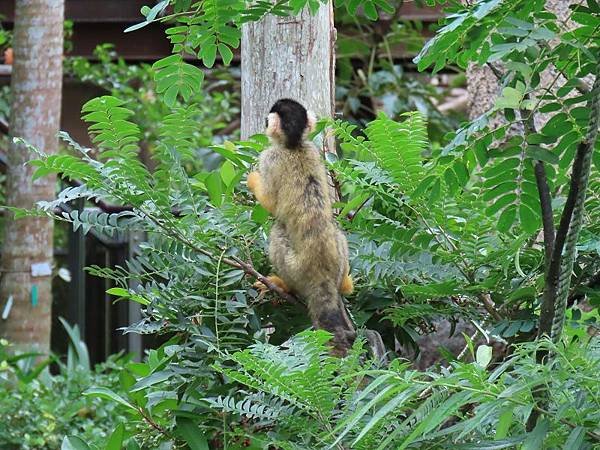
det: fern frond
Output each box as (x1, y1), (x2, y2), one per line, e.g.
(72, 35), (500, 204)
(365, 111), (427, 191)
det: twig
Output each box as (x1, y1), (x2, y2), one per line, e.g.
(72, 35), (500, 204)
(519, 107), (555, 266)
(137, 407), (171, 436)
(486, 62), (504, 80)
(346, 195), (371, 221)
(226, 253), (304, 307)
(217, 118), (241, 136)
(479, 293), (502, 322)
(533, 160), (555, 266)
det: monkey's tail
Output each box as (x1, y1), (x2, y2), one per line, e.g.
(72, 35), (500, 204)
(303, 281), (356, 356)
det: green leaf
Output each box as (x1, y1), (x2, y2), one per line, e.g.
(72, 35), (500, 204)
(340, 192), (370, 218)
(365, 112), (428, 190)
(153, 54), (180, 69)
(522, 419), (549, 450)
(486, 193), (517, 216)
(131, 370), (172, 392)
(497, 204), (517, 233)
(251, 204), (269, 224)
(145, 0), (168, 21)
(564, 426), (585, 449)
(218, 44), (234, 65)
(495, 87), (523, 110)
(504, 17), (533, 30)
(519, 203), (539, 234)
(58, 317), (90, 371)
(106, 287), (130, 297)
(454, 436), (526, 449)
(201, 44), (217, 68)
(206, 171), (224, 206)
(62, 436), (90, 450)
(541, 113), (572, 137)
(176, 418), (209, 450)
(526, 146), (558, 164)
(153, 55), (204, 106)
(394, 391), (473, 450)
(124, 21), (152, 33)
(495, 407), (514, 439)
(475, 345), (493, 368)
(220, 160), (237, 187)
(163, 85), (179, 108)
(83, 387), (137, 411)
(104, 423), (125, 450)
(363, 1), (378, 20)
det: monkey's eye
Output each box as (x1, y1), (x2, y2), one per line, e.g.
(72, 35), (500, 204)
(264, 117), (269, 128)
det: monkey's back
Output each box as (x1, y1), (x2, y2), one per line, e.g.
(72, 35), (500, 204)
(259, 144), (345, 286)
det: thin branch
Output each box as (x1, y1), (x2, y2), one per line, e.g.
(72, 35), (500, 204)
(533, 161), (555, 265)
(136, 407), (171, 437)
(479, 293), (502, 322)
(519, 107), (555, 266)
(225, 253), (304, 307)
(486, 62), (504, 80)
(346, 195), (371, 221)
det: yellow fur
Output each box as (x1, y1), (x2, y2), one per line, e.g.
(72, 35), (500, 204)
(247, 171), (274, 213)
(340, 275), (354, 295)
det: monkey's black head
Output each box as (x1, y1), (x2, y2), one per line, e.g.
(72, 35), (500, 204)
(267, 98), (312, 149)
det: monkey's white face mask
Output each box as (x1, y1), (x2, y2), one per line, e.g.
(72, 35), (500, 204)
(265, 110), (317, 143)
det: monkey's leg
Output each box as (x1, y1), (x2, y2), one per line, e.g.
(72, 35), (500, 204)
(253, 274), (290, 294)
(268, 222), (302, 293)
(247, 171), (274, 213)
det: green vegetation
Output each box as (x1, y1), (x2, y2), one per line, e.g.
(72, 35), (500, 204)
(1, 0), (599, 448)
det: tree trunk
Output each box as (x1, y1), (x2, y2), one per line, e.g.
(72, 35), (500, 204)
(240, 1), (336, 152)
(0, 0), (64, 353)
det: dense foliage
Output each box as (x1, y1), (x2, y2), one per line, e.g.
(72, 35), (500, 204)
(0, 321), (127, 449)
(2, 0), (600, 448)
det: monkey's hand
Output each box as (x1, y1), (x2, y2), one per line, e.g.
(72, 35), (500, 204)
(247, 171), (275, 213)
(247, 171), (261, 194)
(340, 275), (354, 295)
(253, 275), (290, 294)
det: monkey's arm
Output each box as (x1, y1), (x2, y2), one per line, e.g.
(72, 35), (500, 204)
(247, 171), (275, 214)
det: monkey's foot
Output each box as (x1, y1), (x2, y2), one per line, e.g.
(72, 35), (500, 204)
(253, 275), (290, 294)
(247, 171), (260, 192)
(340, 275), (354, 295)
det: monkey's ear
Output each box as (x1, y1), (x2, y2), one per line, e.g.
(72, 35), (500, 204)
(266, 112), (281, 137)
(307, 110), (317, 133)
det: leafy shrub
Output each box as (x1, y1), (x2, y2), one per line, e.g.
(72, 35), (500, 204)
(211, 330), (600, 449)
(0, 322), (129, 450)
(7, 0), (600, 448)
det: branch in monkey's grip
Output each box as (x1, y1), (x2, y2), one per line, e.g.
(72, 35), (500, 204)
(224, 253), (305, 307)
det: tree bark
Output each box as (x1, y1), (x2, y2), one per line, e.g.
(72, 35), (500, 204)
(0, 0), (64, 353)
(240, 1), (336, 152)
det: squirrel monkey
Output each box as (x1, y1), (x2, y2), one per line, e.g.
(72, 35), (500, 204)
(247, 98), (356, 355)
